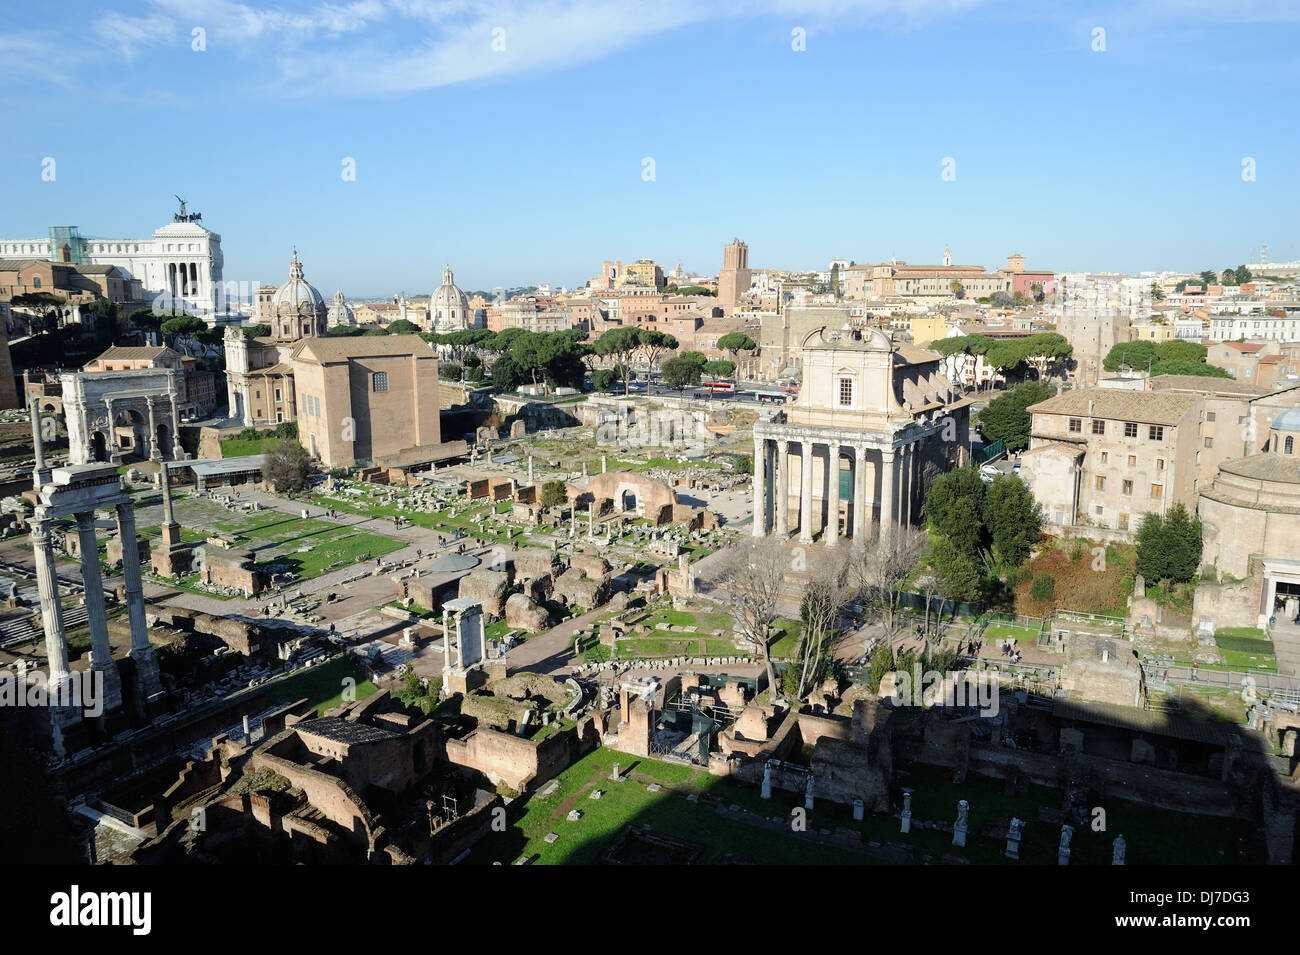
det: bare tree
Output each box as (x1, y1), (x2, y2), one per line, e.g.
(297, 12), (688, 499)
(849, 525), (927, 634)
(715, 536), (788, 701)
(795, 552), (849, 699)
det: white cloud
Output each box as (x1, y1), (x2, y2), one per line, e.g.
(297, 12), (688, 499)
(93, 12), (176, 60)
(78, 0), (1300, 97)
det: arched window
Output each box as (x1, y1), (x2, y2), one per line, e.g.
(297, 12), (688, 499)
(1287, 436), (1294, 455)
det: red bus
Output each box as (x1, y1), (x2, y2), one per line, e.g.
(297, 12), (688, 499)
(701, 380), (736, 394)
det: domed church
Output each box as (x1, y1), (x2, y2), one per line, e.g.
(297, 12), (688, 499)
(224, 250), (329, 425)
(429, 265), (470, 332)
(270, 250), (328, 340)
(1198, 401), (1300, 630)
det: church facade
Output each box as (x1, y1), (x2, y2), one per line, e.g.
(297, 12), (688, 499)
(752, 325), (971, 547)
(225, 251), (326, 426)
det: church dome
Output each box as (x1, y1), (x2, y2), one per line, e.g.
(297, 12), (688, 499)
(327, 289), (354, 326)
(1272, 408), (1300, 432)
(270, 251), (327, 340)
(430, 264), (469, 330)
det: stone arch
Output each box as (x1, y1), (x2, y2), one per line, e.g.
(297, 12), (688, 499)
(89, 431), (108, 463)
(156, 422), (173, 458)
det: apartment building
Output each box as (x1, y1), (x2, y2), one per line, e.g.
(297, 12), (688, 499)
(1020, 388), (1202, 532)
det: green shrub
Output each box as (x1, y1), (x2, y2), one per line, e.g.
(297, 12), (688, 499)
(1030, 574), (1055, 601)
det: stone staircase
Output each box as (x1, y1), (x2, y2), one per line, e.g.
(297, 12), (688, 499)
(0, 605), (89, 649)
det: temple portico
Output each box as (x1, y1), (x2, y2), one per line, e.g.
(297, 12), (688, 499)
(752, 422), (940, 545)
(26, 400), (165, 757)
(751, 324), (970, 545)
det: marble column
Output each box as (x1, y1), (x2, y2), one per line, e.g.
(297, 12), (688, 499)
(30, 398), (50, 487)
(31, 516), (70, 687)
(880, 448), (896, 547)
(825, 444), (840, 547)
(76, 512), (123, 713)
(799, 442), (815, 544)
(115, 502), (163, 705)
(146, 398), (161, 460)
(776, 439), (790, 536)
(752, 437), (768, 537)
(104, 398), (120, 462)
(906, 442), (918, 526)
(854, 445), (869, 540)
(169, 395), (184, 459)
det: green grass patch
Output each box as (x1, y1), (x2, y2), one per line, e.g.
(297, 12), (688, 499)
(262, 656), (377, 716)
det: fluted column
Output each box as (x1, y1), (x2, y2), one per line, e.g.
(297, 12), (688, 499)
(776, 439), (790, 536)
(799, 442), (815, 544)
(881, 448), (896, 547)
(826, 444), (840, 547)
(76, 512), (123, 712)
(752, 436), (767, 537)
(116, 502), (164, 711)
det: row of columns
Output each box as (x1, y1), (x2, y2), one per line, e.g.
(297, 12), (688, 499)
(752, 436), (922, 546)
(168, 261), (201, 298)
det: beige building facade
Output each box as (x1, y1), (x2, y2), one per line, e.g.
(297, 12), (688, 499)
(1021, 388), (1202, 532)
(752, 326), (970, 547)
(292, 335), (462, 469)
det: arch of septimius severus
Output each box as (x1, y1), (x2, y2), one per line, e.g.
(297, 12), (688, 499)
(752, 325), (972, 547)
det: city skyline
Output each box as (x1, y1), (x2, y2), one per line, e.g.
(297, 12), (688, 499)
(3, 1), (1298, 292)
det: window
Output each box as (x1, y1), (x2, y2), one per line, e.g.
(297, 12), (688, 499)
(372, 372), (389, 392)
(1069, 417), (1082, 433)
(1095, 475), (1106, 490)
(1091, 420), (1105, 435)
(1204, 437), (1213, 448)
(1124, 422), (1138, 438)
(1100, 451), (1108, 465)
(1118, 513), (1129, 531)
(274, 388), (282, 402)
(1128, 454), (1136, 467)
(1156, 458), (1165, 471)
(1206, 411), (1216, 422)
(1122, 479), (1133, 495)
(838, 377), (853, 407)
(1148, 425), (1164, 441)
(1151, 483), (1164, 500)
(1288, 436), (1295, 455)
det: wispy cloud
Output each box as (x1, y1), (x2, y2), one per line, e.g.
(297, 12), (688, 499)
(63, 0), (1300, 98)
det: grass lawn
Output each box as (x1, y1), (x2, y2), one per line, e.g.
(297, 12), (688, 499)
(768, 617), (804, 659)
(982, 621), (1041, 645)
(262, 656), (377, 716)
(310, 490), (524, 545)
(466, 749), (1254, 865)
(464, 749), (881, 866)
(220, 436), (280, 457)
(892, 760), (1252, 865)
(1214, 628), (1275, 671)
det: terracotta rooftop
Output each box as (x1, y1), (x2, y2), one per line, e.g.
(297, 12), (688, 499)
(293, 333), (434, 363)
(1028, 388), (1199, 426)
(87, 345), (178, 364)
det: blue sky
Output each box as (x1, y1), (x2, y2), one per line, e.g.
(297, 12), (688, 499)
(2, 1), (1297, 296)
